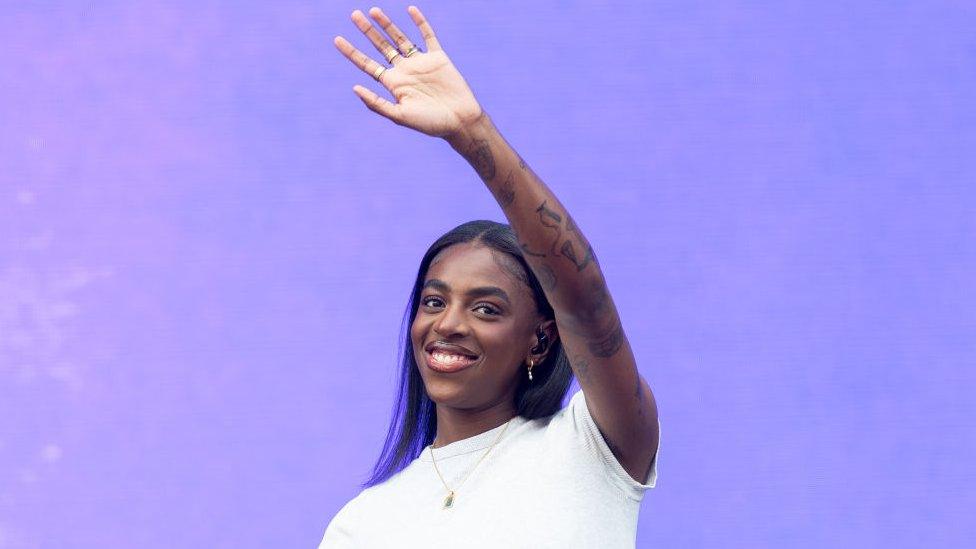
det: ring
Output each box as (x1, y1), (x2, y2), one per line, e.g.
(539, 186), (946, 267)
(404, 45), (419, 57)
(372, 65), (386, 81)
(385, 49), (401, 63)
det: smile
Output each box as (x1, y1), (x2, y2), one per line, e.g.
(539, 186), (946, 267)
(425, 350), (480, 373)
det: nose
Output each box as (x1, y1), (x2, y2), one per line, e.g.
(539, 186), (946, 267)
(432, 303), (470, 338)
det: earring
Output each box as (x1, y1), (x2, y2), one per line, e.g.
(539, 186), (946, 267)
(527, 359), (535, 381)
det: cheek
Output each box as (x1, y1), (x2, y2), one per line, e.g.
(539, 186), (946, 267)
(482, 324), (527, 363)
(409, 318), (424, 345)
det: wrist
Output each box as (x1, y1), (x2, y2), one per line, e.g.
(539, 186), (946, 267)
(445, 109), (493, 149)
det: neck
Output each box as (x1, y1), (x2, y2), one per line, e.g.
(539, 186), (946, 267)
(431, 399), (517, 448)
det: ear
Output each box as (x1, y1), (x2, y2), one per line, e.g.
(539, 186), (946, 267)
(527, 319), (559, 365)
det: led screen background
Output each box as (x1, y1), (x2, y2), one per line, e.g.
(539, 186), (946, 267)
(2, 1), (973, 547)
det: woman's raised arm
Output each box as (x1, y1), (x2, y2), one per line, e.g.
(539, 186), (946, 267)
(334, 6), (658, 483)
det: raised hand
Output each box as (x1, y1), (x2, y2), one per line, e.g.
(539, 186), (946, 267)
(333, 6), (484, 140)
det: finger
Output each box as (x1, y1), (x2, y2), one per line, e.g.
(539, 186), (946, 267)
(333, 36), (391, 83)
(350, 9), (401, 64)
(407, 5), (441, 52)
(368, 7), (420, 57)
(352, 84), (402, 122)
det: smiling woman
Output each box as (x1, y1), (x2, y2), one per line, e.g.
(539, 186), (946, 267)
(321, 6), (659, 549)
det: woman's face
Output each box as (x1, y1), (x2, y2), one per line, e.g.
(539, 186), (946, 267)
(411, 242), (544, 411)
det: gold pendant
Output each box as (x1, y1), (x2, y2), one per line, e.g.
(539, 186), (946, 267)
(443, 491), (455, 509)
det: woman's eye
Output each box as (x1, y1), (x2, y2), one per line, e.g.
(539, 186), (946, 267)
(421, 297), (497, 316)
(474, 304), (499, 315)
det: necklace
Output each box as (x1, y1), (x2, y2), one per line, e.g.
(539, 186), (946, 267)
(429, 417), (514, 510)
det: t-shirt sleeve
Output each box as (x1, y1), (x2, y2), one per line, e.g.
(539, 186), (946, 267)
(318, 497), (360, 549)
(568, 388), (660, 501)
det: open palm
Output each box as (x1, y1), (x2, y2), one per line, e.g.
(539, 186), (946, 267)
(334, 7), (483, 139)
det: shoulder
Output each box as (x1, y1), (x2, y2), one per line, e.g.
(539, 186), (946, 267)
(319, 454), (433, 547)
(541, 389), (660, 499)
(318, 479), (398, 547)
(319, 490), (364, 548)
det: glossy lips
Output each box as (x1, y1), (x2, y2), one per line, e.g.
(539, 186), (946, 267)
(424, 341), (480, 373)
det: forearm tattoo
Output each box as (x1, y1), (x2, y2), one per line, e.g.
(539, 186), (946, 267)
(493, 169), (516, 207)
(571, 353), (591, 382)
(467, 138), (496, 182)
(519, 200), (594, 272)
(470, 147), (623, 358)
(562, 279), (626, 359)
(587, 315), (625, 358)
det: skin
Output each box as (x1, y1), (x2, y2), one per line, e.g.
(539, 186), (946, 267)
(335, 5), (659, 483)
(411, 243), (556, 447)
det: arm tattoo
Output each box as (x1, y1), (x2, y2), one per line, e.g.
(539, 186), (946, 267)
(578, 278), (612, 322)
(559, 240), (594, 272)
(561, 280), (623, 357)
(520, 200), (594, 272)
(571, 354), (591, 382)
(492, 169), (516, 207)
(521, 242), (547, 258)
(563, 214), (594, 271)
(587, 315), (625, 358)
(535, 200), (564, 256)
(467, 138), (496, 182)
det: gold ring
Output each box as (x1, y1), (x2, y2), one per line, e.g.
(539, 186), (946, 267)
(372, 65), (386, 81)
(385, 49), (401, 63)
(404, 45), (419, 57)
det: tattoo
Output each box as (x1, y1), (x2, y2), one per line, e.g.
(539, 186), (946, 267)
(587, 315), (625, 358)
(579, 279), (612, 322)
(493, 169), (516, 207)
(523, 200), (595, 273)
(564, 212), (581, 235)
(468, 139), (496, 182)
(520, 242), (546, 257)
(563, 214), (594, 271)
(559, 240), (594, 272)
(571, 354), (591, 382)
(535, 200), (563, 256)
(538, 264), (557, 292)
(558, 280), (625, 358)
(518, 155), (540, 181)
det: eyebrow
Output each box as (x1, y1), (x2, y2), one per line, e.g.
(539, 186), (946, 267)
(423, 278), (511, 305)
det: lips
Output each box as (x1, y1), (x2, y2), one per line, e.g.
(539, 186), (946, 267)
(424, 341), (480, 373)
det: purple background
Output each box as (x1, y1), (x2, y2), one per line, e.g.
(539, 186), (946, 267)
(2, 1), (974, 547)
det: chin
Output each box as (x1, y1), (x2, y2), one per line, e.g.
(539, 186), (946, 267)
(419, 369), (462, 397)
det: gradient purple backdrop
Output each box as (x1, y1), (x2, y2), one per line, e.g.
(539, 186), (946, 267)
(2, 1), (973, 547)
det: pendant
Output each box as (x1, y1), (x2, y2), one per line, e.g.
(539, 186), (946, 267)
(443, 491), (455, 509)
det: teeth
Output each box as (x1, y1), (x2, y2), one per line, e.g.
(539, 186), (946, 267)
(432, 351), (472, 363)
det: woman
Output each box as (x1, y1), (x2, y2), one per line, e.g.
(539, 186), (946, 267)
(322, 6), (660, 548)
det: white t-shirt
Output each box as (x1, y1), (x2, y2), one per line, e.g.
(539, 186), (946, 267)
(319, 389), (660, 548)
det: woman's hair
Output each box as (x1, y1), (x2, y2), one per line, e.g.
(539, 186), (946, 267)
(361, 220), (574, 488)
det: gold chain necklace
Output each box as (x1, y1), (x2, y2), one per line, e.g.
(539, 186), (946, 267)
(430, 417), (514, 509)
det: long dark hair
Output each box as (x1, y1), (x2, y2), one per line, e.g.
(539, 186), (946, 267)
(362, 220), (574, 487)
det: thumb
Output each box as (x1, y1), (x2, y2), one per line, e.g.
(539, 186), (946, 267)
(353, 85), (402, 123)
